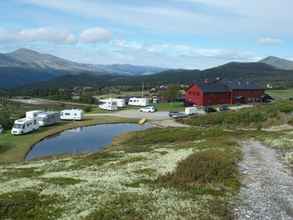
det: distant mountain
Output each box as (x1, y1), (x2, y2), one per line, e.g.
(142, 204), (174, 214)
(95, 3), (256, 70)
(0, 48), (167, 75)
(93, 64), (167, 76)
(20, 61), (293, 90)
(260, 56), (293, 70)
(0, 48), (168, 88)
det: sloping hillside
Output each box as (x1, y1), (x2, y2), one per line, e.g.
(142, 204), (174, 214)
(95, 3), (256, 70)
(260, 56), (293, 70)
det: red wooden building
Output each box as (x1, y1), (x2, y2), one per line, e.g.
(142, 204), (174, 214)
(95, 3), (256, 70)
(185, 80), (265, 106)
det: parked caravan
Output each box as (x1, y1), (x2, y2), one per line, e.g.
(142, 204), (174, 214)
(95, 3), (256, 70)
(128, 97), (149, 107)
(26, 110), (43, 119)
(99, 101), (118, 111)
(113, 98), (126, 108)
(185, 107), (198, 115)
(0, 124), (3, 134)
(11, 118), (39, 135)
(37, 112), (60, 126)
(60, 109), (84, 121)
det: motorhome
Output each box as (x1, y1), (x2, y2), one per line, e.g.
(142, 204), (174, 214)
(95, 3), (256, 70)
(37, 112), (60, 127)
(99, 98), (126, 108)
(99, 100), (118, 111)
(128, 97), (149, 107)
(26, 110), (43, 119)
(113, 98), (126, 108)
(11, 118), (39, 135)
(60, 109), (84, 121)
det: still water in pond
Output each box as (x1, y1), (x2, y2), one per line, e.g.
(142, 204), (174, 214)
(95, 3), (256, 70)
(26, 123), (150, 160)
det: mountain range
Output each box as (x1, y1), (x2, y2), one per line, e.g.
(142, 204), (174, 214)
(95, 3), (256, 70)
(1, 48), (293, 89)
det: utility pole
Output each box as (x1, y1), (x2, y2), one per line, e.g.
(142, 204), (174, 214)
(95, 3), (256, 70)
(141, 82), (145, 98)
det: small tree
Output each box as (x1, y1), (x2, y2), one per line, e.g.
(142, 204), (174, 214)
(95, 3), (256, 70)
(160, 85), (181, 102)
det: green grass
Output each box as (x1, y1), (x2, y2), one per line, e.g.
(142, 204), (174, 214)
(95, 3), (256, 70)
(0, 116), (137, 163)
(0, 191), (64, 220)
(181, 101), (293, 128)
(267, 89), (293, 100)
(120, 127), (225, 146)
(154, 102), (185, 112)
(41, 177), (82, 186)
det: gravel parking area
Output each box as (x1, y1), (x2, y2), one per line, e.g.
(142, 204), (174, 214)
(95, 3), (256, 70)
(235, 141), (293, 220)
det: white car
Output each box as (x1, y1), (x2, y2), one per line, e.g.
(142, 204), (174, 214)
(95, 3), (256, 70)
(139, 106), (156, 113)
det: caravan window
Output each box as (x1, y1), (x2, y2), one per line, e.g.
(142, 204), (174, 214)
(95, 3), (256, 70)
(65, 113), (70, 116)
(13, 124), (23, 129)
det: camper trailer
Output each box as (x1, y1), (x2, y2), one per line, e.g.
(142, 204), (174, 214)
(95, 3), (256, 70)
(113, 98), (126, 108)
(99, 100), (118, 111)
(11, 118), (39, 135)
(26, 110), (43, 119)
(128, 97), (149, 107)
(60, 109), (84, 121)
(37, 112), (60, 127)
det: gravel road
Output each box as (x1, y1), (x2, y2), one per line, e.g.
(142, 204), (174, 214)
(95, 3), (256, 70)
(235, 141), (293, 220)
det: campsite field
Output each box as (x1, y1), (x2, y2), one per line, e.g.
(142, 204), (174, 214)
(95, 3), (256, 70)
(267, 89), (293, 100)
(1, 100), (293, 219)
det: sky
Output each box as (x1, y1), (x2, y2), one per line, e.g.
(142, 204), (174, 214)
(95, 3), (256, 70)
(0, 0), (293, 69)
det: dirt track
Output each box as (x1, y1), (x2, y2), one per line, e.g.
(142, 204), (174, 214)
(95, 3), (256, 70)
(235, 141), (293, 220)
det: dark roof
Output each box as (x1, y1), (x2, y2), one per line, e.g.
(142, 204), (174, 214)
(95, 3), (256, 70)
(196, 81), (230, 93)
(193, 79), (264, 93)
(222, 80), (264, 90)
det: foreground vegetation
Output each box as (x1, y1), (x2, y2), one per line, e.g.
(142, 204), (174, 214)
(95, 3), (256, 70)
(182, 100), (293, 129)
(0, 126), (241, 219)
(0, 116), (137, 162)
(1, 100), (293, 219)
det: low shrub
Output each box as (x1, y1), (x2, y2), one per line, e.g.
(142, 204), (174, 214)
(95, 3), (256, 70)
(183, 101), (293, 128)
(160, 149), (239, 189)
(123, 127), (225, 145)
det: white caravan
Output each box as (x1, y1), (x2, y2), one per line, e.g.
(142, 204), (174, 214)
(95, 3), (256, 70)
(60, 109), (84, 121)
(99, 100), (118, 111)
(26, 110), (43, 119)
(11, 118), (39, 135)
(37, 112), (60, 127)
(113, 98), (126, 108)
(128, 97), (149, 107)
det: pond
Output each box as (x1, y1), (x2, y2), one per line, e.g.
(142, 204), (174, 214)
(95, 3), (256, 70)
(26, 123), (150, 160)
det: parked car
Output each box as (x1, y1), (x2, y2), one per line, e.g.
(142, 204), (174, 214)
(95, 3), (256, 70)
(139, 106), (156, 113)
(0, 125), (3, 134)
(169, 111), (179, 117)
(217, 105), (230, 112)
(169, 112), (188, 119)
(204, 107), (217, 113)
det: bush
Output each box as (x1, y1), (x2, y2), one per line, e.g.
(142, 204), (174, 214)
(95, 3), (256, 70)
(183, 101), (293, 128)
(0, 110), (13, 129)
(160, 149), (239, 187)
(124, 127), (225, 145)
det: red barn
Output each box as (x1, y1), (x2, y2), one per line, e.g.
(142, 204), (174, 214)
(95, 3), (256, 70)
(185, 80), (265, 106)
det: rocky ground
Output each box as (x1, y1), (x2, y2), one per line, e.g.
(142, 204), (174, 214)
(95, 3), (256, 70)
(235, 140), (293, 220)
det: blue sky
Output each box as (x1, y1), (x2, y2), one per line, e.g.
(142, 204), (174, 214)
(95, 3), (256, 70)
(0, 0), (292, 69)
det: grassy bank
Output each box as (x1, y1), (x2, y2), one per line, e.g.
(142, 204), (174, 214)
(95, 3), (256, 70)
(0, 126), (241, 219)
(0, 116), (138, 163)
(181, 101), (293, 129)
(267, 89), (293, 100)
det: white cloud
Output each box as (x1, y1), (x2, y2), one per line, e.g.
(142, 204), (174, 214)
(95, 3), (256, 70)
(20, 0), (293, 36)
(258, 37), (283, 45)
(0, 27), (77, 44)
(79, 27), (112, 43)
